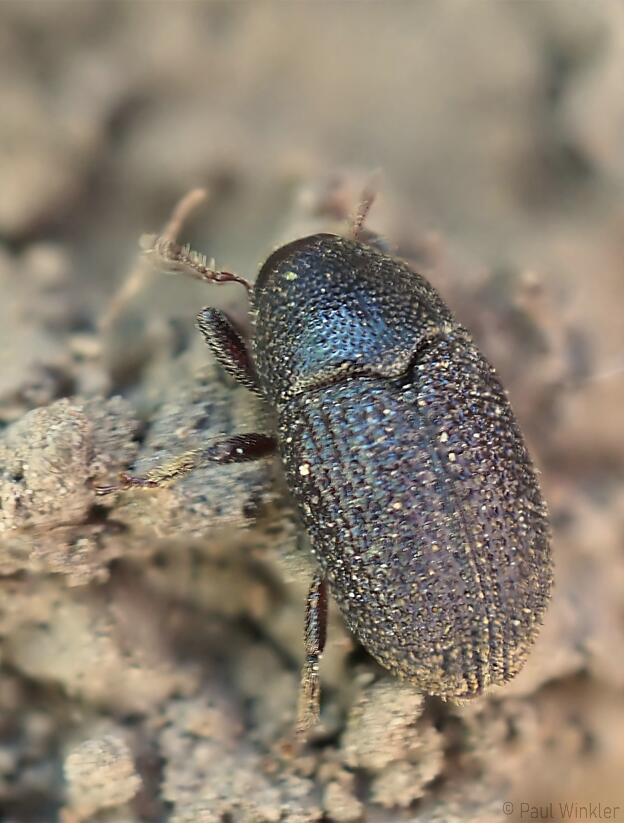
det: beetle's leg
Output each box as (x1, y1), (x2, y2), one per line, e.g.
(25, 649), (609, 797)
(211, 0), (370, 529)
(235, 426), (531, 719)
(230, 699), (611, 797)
(95, 433), (275, 495)
(196, 307), (260, 393)
(296, 573), (328, 738)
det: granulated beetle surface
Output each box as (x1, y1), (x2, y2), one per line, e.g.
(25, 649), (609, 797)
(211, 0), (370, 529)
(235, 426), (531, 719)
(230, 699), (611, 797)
(97, 199), (553, 736)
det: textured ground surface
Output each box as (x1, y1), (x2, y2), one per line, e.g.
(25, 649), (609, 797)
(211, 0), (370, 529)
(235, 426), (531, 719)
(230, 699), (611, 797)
(1, 2), (624, 822)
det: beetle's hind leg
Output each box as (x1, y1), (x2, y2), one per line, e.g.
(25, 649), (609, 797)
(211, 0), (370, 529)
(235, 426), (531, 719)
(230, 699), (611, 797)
(196, 307), (261, 394)
(296, 573), (328, 739)
(95, 433), (275, 495)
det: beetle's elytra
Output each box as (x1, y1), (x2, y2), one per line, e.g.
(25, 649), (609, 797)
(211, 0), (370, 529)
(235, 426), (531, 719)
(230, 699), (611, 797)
(98, 212), (553, 736)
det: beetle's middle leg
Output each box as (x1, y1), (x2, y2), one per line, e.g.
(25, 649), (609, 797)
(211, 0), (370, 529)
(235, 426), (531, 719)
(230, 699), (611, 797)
(296, 572), (328, 738)
(95, 433), (275, 495)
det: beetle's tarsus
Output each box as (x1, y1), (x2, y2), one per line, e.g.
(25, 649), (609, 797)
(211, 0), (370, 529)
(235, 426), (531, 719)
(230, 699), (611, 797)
(94, 481), (121, 496)
(296, 656), (321, 739)
(295, 573), (328, 738)
(94, 435), (275, 497)
(94, 471), (161, 495)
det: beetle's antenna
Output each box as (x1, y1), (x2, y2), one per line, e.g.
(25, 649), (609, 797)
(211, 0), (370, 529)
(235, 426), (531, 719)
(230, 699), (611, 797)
(349, 170), (381, 240)
(140, 234), (253, 293)
(139, 186), (253, 292)
(100, 188), (209, 332)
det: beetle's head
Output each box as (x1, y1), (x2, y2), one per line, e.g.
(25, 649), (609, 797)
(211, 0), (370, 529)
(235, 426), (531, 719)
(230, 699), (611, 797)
(252, 233), (453, 405)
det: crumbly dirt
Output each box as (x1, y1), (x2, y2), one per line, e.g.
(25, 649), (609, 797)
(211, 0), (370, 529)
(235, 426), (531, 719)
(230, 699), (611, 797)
(1, 3), (623, 822)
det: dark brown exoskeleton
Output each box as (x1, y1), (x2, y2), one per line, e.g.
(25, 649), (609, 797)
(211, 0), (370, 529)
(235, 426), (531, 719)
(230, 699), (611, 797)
(97, 195), (552, 736)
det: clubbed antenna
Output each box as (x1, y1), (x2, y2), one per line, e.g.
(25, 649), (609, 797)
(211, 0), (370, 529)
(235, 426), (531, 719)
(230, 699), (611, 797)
(100, 189), (251, 332)
(349, 169), (382, 240)
(140, 234), (252, 293)
(100, 188), (213, 332)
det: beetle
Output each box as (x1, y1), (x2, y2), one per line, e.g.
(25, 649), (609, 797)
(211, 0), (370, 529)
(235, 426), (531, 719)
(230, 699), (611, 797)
(97, 195), (552, 736)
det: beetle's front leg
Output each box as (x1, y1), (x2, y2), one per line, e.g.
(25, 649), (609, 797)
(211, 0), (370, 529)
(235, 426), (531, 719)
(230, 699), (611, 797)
(95, 433), (275, 495)
(196, 307), (260, 393)
(296, 572), (328, 738)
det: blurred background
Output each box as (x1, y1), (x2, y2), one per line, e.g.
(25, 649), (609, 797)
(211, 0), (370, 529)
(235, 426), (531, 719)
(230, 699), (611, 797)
(0, 2), (623, 822)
